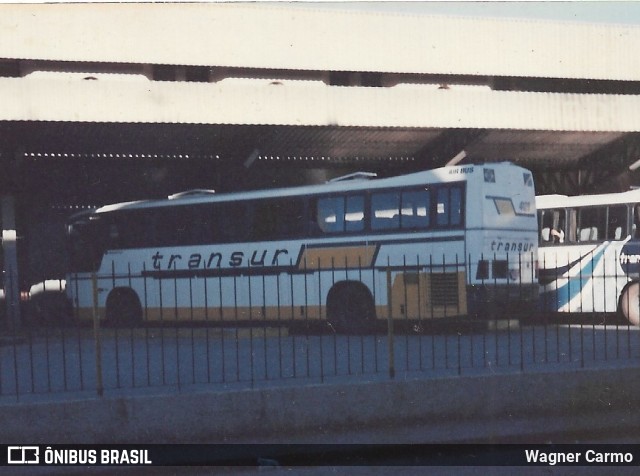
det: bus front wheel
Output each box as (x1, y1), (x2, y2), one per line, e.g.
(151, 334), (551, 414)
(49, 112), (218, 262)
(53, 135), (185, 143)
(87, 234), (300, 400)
(105, 288), (143, 327)
(326, 282), (375, 333)
(619, 282), (640, 326)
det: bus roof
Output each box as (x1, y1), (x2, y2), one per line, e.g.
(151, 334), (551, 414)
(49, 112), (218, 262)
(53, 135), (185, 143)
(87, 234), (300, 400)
(95, 162), (526, 214)
(536, 188), (640, 209)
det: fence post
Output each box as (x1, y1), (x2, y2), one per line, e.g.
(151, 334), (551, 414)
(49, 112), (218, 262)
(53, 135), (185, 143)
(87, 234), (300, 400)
(92, 273), (104, 397)
(386, 266), (395, 379)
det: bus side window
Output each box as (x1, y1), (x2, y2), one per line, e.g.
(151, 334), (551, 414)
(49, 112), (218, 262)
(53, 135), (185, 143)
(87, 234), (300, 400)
(371, 192), (400, 230)
(275, 199), (307, 237)
(450, 186), (463, 226)
(541, 209), (565, 244)
(401, 189), (430, 229)
(345, 195), (365, 232)
(539, 210), (552, 243)
(634, 205), (640, 239)
(607, 205), (627, 241)
(435, 185), (463, 227)
(577, 207), (605, 242)
(317, 196), (344, 233)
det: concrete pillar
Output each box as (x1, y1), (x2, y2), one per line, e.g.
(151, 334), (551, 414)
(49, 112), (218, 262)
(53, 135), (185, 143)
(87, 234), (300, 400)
(2, 195), (21, 328)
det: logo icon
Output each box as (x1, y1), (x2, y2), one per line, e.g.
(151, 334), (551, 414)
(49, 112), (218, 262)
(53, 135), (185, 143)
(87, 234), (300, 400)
(7, 446), (39, 464)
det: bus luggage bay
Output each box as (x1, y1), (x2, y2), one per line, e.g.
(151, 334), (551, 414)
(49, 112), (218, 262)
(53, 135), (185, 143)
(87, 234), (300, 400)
(538, 189), (640, 325)
(66, 163), (538, 330)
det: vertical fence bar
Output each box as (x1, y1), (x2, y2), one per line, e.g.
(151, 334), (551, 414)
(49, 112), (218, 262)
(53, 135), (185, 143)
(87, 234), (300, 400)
(129, 263), (136, 388)
(467, 254), (474, 371)
(218, 273), (225, 384)
(402, 255), (409, 374)
(555, 253), (560, 364)
(248, 273), (255, 387)
(56, 278), (68, 392)
(142, 263), (150, 388)
(386, 260), (395, 380)
(91, 272), (103, 397)
(493, 252), (499, 368)
(289, 261), (297, 379)
(204, 271), (211, 384)
(343, 255), (352, 377)
(519, 253), (524, 372)
(159, 271), (166, 386)
(303, 258), (310, 378)
(189, 273), (195, 386)
(358, 256), (364, 376)
(9, 268), (20, 399)
(111, 261), (121, 390)
(233, 275), (240, 383)
(173, 261), (181, 391)
(417, 255), (424, 372)
(442, 254), (449, 370)
(318, 258), (324, 383)
(372, 258), (379, 375)
(456, 254), (461, 376)
(479, 253), (486, 369)
(275, 271), (283, 379)
(262, 273), (269, 380)
(430, 254), (436, 370)
(331, 258), (337, 377)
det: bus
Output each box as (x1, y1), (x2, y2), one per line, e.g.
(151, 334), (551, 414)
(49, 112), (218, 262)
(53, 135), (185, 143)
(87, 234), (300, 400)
(65, 162), (538, 330)
(537, 189), (640, 325)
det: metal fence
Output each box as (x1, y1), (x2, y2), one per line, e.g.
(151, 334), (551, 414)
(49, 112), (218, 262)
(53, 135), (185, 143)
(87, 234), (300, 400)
(0, 254), (639, 402)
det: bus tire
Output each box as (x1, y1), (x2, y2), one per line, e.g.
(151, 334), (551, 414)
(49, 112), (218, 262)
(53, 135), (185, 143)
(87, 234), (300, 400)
(619, 282), (640, 326)
(105, 288), (143, 327)
(326, 281), (375, 333)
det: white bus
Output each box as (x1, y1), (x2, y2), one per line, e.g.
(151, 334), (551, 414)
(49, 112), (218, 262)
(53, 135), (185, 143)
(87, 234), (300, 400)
(65, 162), (538, 330)
(537, 189), (640, 325)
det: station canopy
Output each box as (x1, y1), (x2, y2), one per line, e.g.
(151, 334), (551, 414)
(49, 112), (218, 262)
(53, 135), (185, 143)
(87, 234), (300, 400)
(2, 3), (640, 196)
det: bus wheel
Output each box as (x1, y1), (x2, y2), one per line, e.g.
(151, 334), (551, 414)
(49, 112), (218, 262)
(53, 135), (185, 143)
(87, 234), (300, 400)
(326, 282), (375, 334)
(105, 288), (143, 327)
(619, 282), (640, 326)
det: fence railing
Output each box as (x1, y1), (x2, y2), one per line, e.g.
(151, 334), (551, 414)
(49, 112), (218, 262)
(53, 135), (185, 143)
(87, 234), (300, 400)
(0, 253), (639, 402)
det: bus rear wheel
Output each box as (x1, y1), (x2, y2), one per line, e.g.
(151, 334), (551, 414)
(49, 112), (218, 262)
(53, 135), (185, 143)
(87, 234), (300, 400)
(619, 282), (640, 326)
(105, 288), (143, 327)
(326, 282), (375, 334)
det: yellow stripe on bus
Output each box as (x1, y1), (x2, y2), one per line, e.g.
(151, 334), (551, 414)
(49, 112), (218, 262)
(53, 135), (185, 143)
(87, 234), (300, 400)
(298, 245), (377, 270)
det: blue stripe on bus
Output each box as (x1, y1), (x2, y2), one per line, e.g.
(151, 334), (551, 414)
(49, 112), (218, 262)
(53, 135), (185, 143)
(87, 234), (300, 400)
(539, 244), (608, 312)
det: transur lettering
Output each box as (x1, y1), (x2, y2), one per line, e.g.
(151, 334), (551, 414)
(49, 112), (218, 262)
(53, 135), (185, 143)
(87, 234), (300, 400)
(151, 249), (289, 270)
(490, 241), (533, 253)
(620, 253), (640, 265)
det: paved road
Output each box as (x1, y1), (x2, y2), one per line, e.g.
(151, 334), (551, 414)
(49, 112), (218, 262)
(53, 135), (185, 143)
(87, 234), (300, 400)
(1, 323), (639, 402)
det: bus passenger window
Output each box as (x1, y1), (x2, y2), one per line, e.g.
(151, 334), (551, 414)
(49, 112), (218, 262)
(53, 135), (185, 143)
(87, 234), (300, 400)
(345, 195), (364, 232)
(577, 207), (605, 242)
(371, 192), (400, 230)
(540, 209), (565, 244)
(607, 206), (627, 241)
(401, 190), (430, 229)
(436, 189), (446, 226)
(634, 205), (640, 239)
(277, 200), (306, 237)
(450, 186), (462, 226)
(317, 197), (344, 233)
(435, 186), (463, 227)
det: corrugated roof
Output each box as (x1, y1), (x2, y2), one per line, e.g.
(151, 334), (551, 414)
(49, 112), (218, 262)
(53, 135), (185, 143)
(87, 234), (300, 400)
(3, 77), (640, 132)
(1, 3), (640, 81)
